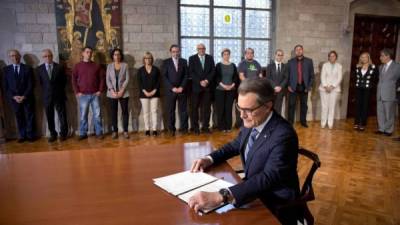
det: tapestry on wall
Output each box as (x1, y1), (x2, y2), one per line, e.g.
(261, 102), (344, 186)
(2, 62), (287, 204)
(54, 0), (122, 68)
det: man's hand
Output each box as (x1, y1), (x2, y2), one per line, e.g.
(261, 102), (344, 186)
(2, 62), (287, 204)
(188, 191), (223, 213)
(200, 80), (209, 87)
(95, 91), (101, 96)
(190, 157), (213, 172)
(177, 87), (183, 93)
(288, 86), (294, 93)
(76, 93), (82, 97)
(172, 87), (178, 93)
(274, 86), (282, 93)
(111, 91), (118, 98)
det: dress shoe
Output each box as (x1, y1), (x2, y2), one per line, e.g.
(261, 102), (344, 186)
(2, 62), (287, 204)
(123, 132), (130, 139)
(78, 135), (88, 140)
(353, 124), (359, 130)
(112, 132), (118, 139)
(201, 128), (211, 133)
(301, 123), (308, 128)
(180, 129), (188, 135)
(392, 137), (400, 141)
(374, 130), (384, 135)
(170, 130), (176, 136)
(145, 130), (151, 136)
(59, 136), (67, 141)
(48, 136), (57, 143)
(27, 137), (36, 142)
(17, 138), (25, 143)
(383, 132), (392, 137)
(358, 126), (365, 131)
(152, 131), (158, 136)
(96, 134), (104, 140)
(193, 129), (200, 135)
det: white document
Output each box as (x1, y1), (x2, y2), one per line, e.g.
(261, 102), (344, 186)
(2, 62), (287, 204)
(153, 170), (219, 196)
(153, 170), (234, 213)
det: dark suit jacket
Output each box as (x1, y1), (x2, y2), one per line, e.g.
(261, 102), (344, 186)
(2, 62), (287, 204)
(2, 63), (34, 105)
(37, 62), (67, 106)
(188, 54), (215, 93)
(209, 111), (300, 210)
(265, 62), (288, 88)
(162, 57), (188, 92)
(287, 57), (314, 91)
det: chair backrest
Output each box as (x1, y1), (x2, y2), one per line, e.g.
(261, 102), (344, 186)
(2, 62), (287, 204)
(298, 148), (321, 202)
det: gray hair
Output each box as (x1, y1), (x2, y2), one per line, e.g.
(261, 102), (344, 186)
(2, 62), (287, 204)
(238, 78), (275, 105)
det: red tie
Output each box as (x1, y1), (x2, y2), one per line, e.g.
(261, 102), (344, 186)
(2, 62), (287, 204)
(297, 61), (303, 84)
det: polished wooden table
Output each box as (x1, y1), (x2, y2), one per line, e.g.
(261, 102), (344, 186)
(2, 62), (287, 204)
(0, 142), (280, 225)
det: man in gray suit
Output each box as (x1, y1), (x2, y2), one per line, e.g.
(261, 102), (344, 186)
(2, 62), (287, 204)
(376, 48), (400, 136)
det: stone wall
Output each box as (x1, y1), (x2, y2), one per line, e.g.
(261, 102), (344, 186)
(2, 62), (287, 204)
(0, 0), (399, 139)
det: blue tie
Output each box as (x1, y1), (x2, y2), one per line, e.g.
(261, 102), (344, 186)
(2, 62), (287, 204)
(245, 128), (259, 161)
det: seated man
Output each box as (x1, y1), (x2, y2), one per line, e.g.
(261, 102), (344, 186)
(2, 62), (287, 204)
(189, 78), (300, 225)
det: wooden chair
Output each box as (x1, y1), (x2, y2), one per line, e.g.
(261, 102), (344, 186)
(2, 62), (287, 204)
(276, 148), (321, 225)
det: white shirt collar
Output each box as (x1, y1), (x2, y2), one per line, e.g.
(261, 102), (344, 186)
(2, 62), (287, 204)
(386, 60), (393, 67)
(253, 111), (273, 135)
(274, 60), (281, 65)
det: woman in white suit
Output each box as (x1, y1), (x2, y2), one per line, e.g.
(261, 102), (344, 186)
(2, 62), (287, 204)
(106, 48), (130, 139)
(319, 51), (343, 129)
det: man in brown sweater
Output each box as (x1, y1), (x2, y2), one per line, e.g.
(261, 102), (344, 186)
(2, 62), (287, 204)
(72, 46), (105, 140)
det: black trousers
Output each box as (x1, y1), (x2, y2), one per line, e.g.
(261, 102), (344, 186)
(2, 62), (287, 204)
(354, 88), (370, 126)
(288, 86), (308, 124)
(191, 90), (211, 131)
(167, 92), (188, 131)
(11, 99), (35, 139)
(45, 100), (68, 137)
(215, 89), (235, 130)
(109, 97), (129, 132)
(274, 91), (285, 115)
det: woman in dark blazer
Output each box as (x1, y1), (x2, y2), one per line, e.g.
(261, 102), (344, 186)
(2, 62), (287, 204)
(214, 48), (239, 132)
(354, 52), (379, 131)
(137, 51), (161, 136)
(106, 48), (130, 139)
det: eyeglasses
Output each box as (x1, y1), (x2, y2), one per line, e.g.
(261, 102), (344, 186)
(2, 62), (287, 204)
(235, 103), (264, 115)
(276, 54), (284, 56)
(197, 48), (205, 50)
(144, 57), (152, 59)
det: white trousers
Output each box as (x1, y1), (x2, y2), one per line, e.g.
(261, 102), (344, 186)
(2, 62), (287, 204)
(320, 91), (339, 128)
(140, 98), (159, 131)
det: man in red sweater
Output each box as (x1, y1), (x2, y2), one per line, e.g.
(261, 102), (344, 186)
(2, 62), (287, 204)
(72, 46), (105, 140)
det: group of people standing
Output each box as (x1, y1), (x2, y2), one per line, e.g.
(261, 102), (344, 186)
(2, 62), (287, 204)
(353, 49), (400, 140)
(2, 44), (399, 143)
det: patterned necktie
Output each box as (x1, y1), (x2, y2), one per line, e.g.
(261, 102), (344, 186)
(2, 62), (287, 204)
(244, 128), (259, 161)
(47, 64), (52, 79)
(278, 63), (281, 74)
(200, 56), (205, 70)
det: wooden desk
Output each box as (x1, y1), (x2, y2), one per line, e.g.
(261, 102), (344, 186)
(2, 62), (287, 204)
(0, 142), (280, 225)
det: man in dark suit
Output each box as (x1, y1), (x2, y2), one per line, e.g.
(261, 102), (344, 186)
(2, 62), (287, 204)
(189, 78), (300, 225)
(2, 49), (35, 142)
(287, 44), (314, 127)
(188, 43), (215, 134)
(38, 49), (68, 143)
(265, 49), (288, 115)
(162, 44), (189, 136)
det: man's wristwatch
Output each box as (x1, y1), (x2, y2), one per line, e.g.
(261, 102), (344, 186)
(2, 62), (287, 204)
(219, 188), (231, 204)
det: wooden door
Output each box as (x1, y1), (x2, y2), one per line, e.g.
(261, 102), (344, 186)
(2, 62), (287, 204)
(347, 14), (400, 118)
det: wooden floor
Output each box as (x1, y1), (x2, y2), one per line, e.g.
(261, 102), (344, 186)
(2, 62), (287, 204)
(1, 118), (400, 225)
